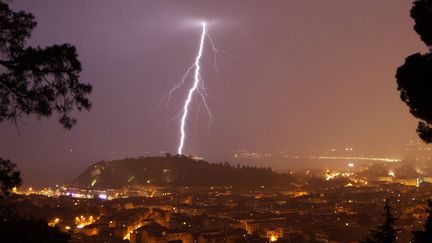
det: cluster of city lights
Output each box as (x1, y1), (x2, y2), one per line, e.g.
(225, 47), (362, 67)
(123, 223), (145, 240)
(325, 170), (354, 181)
(75, 215), (97, 229)
(318, 156), (401, 163)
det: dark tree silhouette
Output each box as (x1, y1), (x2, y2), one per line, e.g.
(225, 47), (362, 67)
(0, 215), (70, 243)
(0, 158), (21, 196)
(397, 53), (432, 143)
(412, 200), (432, 243)
(0, 1), (91, 129)
(396, 0), (432, 143)
(362, 200), (398, 243)
(0, 0), (92, 194)
(411, 0), (432, 47)
(0, 1), (91, 242)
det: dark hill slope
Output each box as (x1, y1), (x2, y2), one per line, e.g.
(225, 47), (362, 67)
(72, 155), (295, 189)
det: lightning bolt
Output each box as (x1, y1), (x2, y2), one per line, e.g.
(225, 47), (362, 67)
(162, 20), (257, 155)
(177, 22), (207, 155)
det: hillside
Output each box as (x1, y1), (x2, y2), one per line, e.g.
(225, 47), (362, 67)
(72, 155), (295, 189)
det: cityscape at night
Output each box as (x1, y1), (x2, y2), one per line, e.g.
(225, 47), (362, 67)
(2, 0), (432, 242)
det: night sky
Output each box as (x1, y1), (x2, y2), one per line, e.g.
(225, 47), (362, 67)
(0, 0), (426, 186)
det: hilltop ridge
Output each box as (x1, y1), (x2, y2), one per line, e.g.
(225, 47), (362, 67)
(72, 155), (295, 189)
